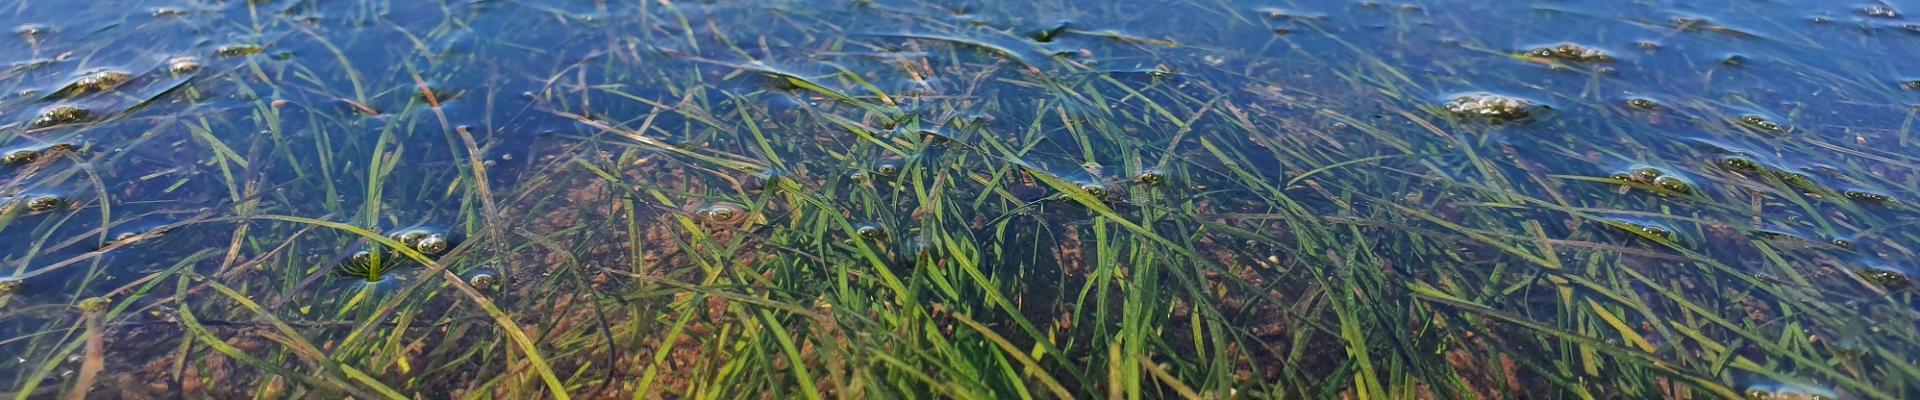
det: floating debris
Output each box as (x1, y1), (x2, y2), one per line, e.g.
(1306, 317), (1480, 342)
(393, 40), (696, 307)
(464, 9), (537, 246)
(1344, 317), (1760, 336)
(1751, 229), (1858, 252)
(0, 278), (21, 295)
(22, 194), (67, 213)
(106, 226), (163, 247)
(1627, 166), (1663, 182)
(1609, 166), (1693, 195)
(74, 69), (131, 88)
(5, 58), (58, 74)
(388, 228), (454, 257)
(1717, 155), (1762, 174)
(854, 223), (886, 239)
(75, 296), (111, 311)
(1077, 182), (1110, 199)
(167, 57), (202, 74)
(1253, 7), (1323, 20)
(1652, 175), (1693, 194)
(388, 229), (430, 247)
(1444, 92), (1537, 122)
(1842, 189), (1891, 203)
(1827, 237), (1857, 250)
(214, 44), (264, 57)
(697, 202), (749, 226)
(1624, 97), (1659, 110)
(1751, 229), (1822, 249)
(2, 148), (39, 165)
(1027, 20), (1070, 43)
(13, 24), (49, 39)
(1133, 169), (1167, 185)
(1773, 170), (1821, 192)
(337, 249), (388, 282)
(1601, 218), (1679, 244)
(875, 157), (903, 176)
(75, 296), (110, 312)
(0, 142), (73, 165)
(415, 235), (449, 255)
(467, 269), (499, 291)
(52, 69), (132, 97)
(1523, 42), (1613, 63)
(29, 104), (92, 128)
(1862, 5), (1902, 19)
(1670, 15), (1755, 37)
(1721, 54), (1752, 66)
(1854, 266), (1912, 290)
(150, 7), (188, 17)
(1736, 114), (1784, 133)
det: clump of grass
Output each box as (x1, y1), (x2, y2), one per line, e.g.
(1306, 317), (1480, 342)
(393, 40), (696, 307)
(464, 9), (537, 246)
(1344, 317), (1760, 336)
(1, 0), (1917, 399)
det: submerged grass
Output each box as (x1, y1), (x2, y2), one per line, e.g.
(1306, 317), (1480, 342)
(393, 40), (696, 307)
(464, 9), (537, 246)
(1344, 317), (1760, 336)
(0, 0), (1916, 399)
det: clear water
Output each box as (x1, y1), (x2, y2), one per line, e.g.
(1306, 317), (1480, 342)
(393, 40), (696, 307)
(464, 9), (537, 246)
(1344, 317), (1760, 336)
(1, 0), (1917, 398)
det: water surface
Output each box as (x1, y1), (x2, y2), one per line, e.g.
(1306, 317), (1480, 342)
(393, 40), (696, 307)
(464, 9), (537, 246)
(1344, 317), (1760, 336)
(1, 0), (1917, 398)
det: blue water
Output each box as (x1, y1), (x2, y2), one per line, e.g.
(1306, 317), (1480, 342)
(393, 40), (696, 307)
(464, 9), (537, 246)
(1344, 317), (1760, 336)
(2, 0), (1918, 397)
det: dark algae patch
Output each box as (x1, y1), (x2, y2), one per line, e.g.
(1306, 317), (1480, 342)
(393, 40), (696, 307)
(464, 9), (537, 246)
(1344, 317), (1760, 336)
(2, 0), (1920, 398)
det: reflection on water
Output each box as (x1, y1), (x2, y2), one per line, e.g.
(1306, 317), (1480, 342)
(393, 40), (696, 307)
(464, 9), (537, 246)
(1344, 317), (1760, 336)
(1, 0), (1917, 398)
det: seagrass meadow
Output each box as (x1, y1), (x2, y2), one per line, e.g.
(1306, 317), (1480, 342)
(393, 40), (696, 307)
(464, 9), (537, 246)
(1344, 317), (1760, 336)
(1, 0), (1917, 398)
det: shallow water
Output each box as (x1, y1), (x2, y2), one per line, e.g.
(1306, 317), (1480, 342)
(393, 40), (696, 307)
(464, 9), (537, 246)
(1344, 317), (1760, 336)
(2, 0), (1918, 398)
